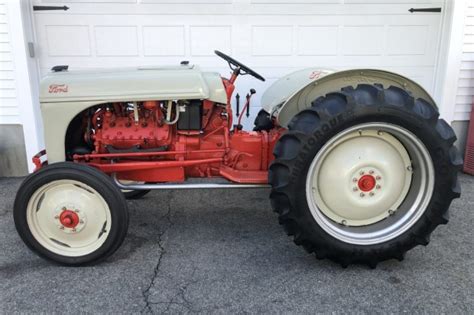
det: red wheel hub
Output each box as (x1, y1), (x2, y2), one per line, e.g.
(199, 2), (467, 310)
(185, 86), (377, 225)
(59, 210), (80, 228)
(358, 175), (376, 192)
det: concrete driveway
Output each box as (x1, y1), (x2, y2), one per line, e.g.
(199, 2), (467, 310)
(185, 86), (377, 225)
(1, 174), (473, 314)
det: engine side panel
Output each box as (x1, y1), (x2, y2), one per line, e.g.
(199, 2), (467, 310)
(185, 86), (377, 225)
(42, 100), (99, 163)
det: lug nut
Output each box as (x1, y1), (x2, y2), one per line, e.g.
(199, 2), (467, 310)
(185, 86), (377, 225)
(59, 226), (65, 230)
(359, 171), (365, 176)
(80, 220), (84, 224)
(376, 176), (382, 180)
(376, 184), (381, 189)
(369, 192), (375, 196)
(353, 178), (358, 182)
(62, 207), (67, 211)
(369, 170), (374, 174)
(74, 209), (80, 213)
(54, 215), (59, 219)
(72, 228), (77, 232)
(353, 187), (358, 192)
(360, 193), (365, 197)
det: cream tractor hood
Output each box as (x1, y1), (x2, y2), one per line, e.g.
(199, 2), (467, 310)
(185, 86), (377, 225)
(39, 64), (228, 104)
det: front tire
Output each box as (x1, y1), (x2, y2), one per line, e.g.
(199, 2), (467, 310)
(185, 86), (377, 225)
(269, 84), (462, 267)
(14, 162), (129, 265)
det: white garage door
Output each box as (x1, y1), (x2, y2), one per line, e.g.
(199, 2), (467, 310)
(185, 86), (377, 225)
(32, 0), (446, 129)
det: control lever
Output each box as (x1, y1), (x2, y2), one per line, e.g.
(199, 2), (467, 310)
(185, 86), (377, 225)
(246, 89), (256, 117)
(235, 89), (256, 131)
(235, 93), (240, 117)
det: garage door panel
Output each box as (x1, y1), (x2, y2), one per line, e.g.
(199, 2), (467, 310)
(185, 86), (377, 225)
(341, 25), (384, 56)
(251, 26), (293, 56)
(94, 26), (138, 56)
(45, 25), (91, 56)
(143, 26), (185, 56)
(190, 26), (232, 56)
(387, 25), (429, 55)
(297, 26), (339, 56)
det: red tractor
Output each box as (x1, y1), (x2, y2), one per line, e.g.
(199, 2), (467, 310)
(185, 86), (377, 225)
(14, 51), (461, 267)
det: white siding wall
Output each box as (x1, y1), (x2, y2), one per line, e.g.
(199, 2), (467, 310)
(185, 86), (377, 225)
(454, 0), (474, 121)
(0, 1), (20, 124)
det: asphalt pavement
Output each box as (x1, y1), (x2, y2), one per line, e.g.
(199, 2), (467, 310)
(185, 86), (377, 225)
(1, 174), (473, 314)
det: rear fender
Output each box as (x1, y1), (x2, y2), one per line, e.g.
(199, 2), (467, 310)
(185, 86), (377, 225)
(275, 69), (438, 127)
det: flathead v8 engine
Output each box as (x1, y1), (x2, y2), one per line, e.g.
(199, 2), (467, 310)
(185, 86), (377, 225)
(91, 101), (172, 152)
(69, 97), (282, 183)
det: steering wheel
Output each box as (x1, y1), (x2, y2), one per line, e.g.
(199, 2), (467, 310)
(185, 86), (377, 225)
(215, 50), (265, 82)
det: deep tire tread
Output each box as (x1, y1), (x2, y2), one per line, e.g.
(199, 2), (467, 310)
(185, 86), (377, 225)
(269, 83), (462, 267)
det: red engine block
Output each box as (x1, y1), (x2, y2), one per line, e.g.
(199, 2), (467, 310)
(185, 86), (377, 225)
(92, 101), (171, 153)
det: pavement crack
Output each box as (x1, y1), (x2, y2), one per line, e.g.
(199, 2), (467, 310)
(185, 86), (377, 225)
(143, 265), (202, 313)
(176, 268), (201, 313)
(141, 191), (175, 314)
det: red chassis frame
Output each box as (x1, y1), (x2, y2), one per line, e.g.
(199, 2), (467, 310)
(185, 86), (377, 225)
(35, 73), (285, 184)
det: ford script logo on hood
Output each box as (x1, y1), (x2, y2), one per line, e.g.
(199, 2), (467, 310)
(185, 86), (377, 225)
(48, 84), (68, 93)
(309, 70), (323, 80)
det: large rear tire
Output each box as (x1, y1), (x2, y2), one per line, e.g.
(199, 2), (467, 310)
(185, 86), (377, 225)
(14, 162), (129, 265)
(269, 84), (462, 267)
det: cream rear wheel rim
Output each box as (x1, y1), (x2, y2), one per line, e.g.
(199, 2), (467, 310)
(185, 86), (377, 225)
(313, 129), (412, 226)
(26, 179), (112, 257)
(306, 123), (435, 245)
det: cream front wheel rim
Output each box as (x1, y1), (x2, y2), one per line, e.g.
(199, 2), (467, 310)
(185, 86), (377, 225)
(306, 123), (435, 245)
(26, 179), (112, 257)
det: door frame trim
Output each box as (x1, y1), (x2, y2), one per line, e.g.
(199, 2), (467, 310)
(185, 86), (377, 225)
(433, 0), (467, 123)
(7, 0), (44, 173)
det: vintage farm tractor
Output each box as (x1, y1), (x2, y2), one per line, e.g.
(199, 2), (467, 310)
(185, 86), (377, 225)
(14, 51), (461, 267)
